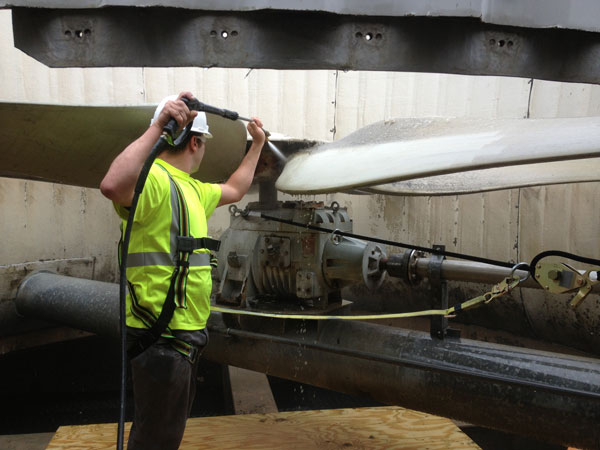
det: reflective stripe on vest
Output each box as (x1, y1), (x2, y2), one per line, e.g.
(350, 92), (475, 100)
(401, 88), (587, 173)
(127, 251), (211, 267)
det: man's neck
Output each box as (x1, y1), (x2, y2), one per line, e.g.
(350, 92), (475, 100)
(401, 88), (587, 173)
(158, 152), (192, 174)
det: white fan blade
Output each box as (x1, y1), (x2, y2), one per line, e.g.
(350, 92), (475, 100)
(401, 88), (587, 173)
(365, 158), (600, 196)
(276, 117), (600, 194)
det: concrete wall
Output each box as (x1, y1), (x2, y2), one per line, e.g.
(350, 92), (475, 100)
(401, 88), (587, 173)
(1, 7), (599, 297)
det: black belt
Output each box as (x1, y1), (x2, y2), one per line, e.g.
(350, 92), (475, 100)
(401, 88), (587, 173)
(177, 236), (221, 253)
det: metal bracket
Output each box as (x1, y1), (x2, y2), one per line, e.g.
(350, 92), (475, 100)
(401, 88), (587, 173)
(534, 262), (599, 308)
(428, 245), (460, 340)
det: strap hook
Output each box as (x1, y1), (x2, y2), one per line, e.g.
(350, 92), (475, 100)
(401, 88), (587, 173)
(510, 262), (530, 283)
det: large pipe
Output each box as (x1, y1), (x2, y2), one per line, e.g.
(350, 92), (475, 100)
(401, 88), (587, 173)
(14, 272), (600, 449)
(15, 271), (119, 339)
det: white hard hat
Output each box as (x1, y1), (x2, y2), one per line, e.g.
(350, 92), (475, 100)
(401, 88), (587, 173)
(151, 95), (213, 139)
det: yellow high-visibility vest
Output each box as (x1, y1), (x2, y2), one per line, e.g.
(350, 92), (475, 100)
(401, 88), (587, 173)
(114, 159), (221, 331)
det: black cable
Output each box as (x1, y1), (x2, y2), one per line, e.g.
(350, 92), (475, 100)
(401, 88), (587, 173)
(260, 213), (517, 269)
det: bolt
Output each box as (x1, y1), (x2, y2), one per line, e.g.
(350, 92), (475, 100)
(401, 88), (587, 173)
(576, 279), (584, 286)
(545, 286), (549, 290)
(535, 274), (540, 279)
(537, 264), (542, 269)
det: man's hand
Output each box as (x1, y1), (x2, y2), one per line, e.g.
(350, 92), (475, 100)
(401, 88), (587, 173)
(218, 116), (267, 207)
(247, 117), (266, 147)
(151, 91), (198, 132)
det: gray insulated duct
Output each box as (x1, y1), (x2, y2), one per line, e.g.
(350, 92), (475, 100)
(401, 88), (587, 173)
(13, 271), (600, 449)
(15, 271), (120, 339)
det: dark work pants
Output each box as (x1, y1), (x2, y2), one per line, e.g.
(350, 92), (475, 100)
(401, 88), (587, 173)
(127, 329), (208, 450)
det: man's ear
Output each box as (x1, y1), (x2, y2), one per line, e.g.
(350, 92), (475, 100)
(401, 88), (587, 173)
(188, 136), (198, 152)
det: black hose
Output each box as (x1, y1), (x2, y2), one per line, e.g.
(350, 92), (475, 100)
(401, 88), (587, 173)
(117, 135), (170, 449)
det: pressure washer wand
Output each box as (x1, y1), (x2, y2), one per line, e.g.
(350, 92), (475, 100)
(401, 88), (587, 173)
(165, 98), (287, 164)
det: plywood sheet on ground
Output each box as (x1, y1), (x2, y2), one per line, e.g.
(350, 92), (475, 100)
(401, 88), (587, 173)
(48, 406), (479, 449)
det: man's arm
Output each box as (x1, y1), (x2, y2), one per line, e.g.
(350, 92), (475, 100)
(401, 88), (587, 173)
(218, 118), (266, 206)
(100, 92), (197, 206)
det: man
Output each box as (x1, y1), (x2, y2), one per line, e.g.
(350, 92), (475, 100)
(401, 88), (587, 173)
(100, 92), (265, 449)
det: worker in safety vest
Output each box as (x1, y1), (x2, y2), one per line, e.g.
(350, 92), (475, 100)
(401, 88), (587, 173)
(100, 91), (265, 450)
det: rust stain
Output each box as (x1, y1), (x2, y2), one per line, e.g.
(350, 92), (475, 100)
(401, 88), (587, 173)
(301, 235), (316, 257)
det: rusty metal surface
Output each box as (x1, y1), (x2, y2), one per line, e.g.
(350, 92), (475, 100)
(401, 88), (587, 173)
(8, 8), (600, 84)
(2, 0), (600, 32)
(205, 314), (600, 449)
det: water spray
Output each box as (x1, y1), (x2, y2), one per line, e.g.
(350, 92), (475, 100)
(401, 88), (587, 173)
(235, 116), (287, 164)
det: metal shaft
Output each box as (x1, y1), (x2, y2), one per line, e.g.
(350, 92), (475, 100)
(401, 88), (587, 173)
(386, 253), (597, 291)
(417, 258), (537, 287)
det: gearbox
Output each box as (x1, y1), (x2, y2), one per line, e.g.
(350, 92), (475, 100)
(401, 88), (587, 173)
(216, 200), (386, 310)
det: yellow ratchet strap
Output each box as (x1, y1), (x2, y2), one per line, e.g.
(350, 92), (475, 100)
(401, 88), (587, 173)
(211, 276), (521, 321)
